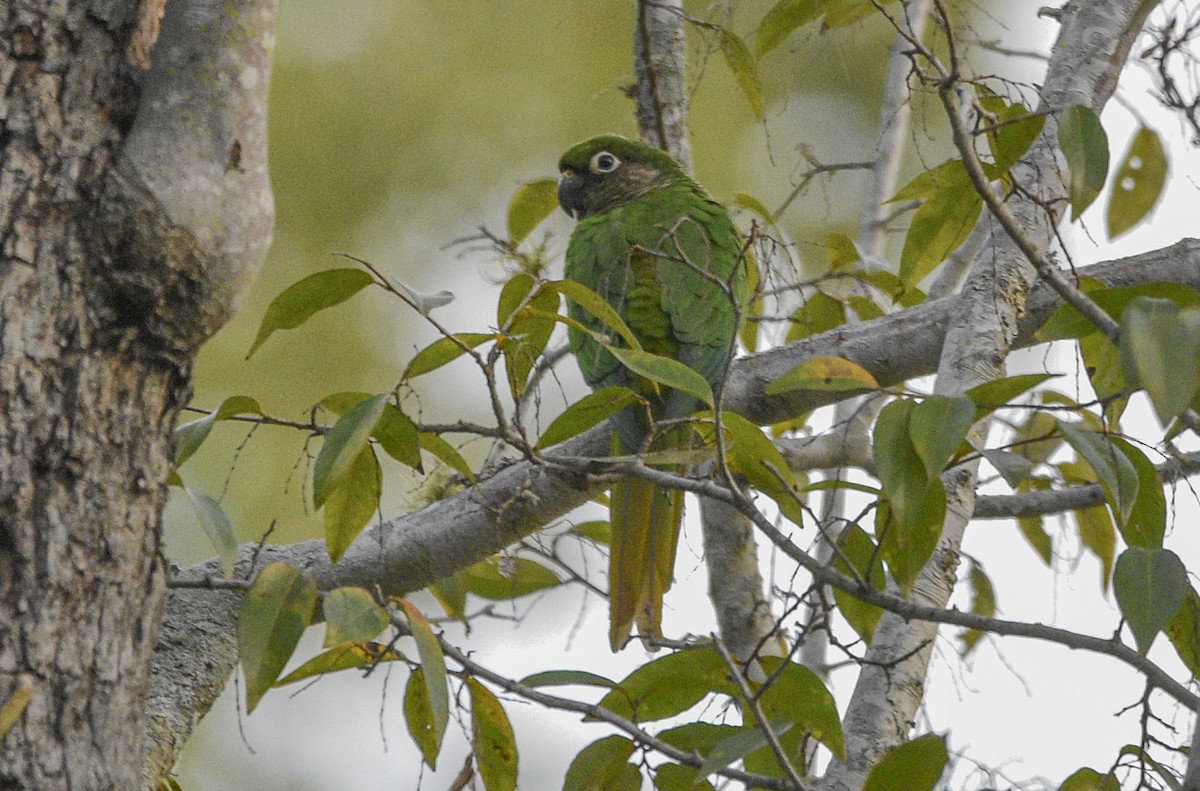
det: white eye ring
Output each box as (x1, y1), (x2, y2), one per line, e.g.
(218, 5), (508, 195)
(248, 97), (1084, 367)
(589, 151), (620, 173)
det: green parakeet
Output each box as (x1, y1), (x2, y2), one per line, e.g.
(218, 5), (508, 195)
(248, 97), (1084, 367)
(556, 135), (749, 651)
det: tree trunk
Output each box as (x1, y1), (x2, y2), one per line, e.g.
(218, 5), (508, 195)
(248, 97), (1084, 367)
(0, 0), (274, 787)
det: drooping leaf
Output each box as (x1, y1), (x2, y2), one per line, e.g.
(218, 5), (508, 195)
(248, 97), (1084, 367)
(402, 333), (495, 380)
(400, 600), (449, 760)
(322, 393), (421, 471)
(519, 669), (617, 690)
(1036, 281), (1200, 342)
(757, 656), (846, 760)
(536, 387), (643, 449)
(1120, 296), (1200, 424)
(1106, 126), (1168, 238)
(468, 678), (518, 791)
(1058, 104), (1109, 220)
(418, 432), (476, 481)
(247, 268), (375, 358)
(987, 101), (1045, 174)
(174, 395), (263, 466)
(766, 355), (879, 396)
(597, 647), (733, 722)
(405, 668), (447, 769)
(1016, 478), (1054, 564)
(1075, 503), (1115, 590)
(717, 29), (764, 119)
(274, 641), (404, 687)
(502, 281), (560, 398)
(891, 158), (971, 202)
(965, 373), (1056, 416)
(831, 524), (885, 646)
(731, 190), (776, 224)
(322, 586), (389, 647)
(755, 0), (822, 55)
(714, 411), (806, 527)
(239, 563), (317, 712)
(907, 395), (976, 476)
(958, 562), (997, 655)
(863, 734), (948, 791)
(877, 486), (945, 596)
(1056, 420), (1139, 527)
(322, 446), (381, 563)
(607, 346), (714, 407)
(429, 572), (468, 622)
(1108, 437), (1165, 549)
(462, 556), (562, 600)
(979, 448), (1035, 489)
(312, 393), (388, 509)
(786, 290), (845, 343)
(1113, 546), (1187, 653)
(183, 486), (237, 578)
(507, 179), (559, 247)
(562, 735), (640, 791)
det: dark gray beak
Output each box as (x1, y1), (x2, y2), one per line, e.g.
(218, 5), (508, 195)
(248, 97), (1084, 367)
(557, 169), (585, 220)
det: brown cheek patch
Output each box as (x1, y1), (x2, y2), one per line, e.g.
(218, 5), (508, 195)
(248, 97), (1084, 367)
(622, 163), (662, 188)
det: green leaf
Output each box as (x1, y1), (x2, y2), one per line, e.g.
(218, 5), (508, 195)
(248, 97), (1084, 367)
(563, 735), (640, 791)
(958, 562), (997, 655)
(1106, 126), (1168, 238)
(1058, 767), (1119, 791)
(322, 586), (389, 647)
(502, 281), (560, 398)
(1108, 437), (1165, 549)
(908, 395), (975, 476)
(786, 290), (845, 343)
(766, 355), (879, 395)
(275, 642), (404, 687)
(1120, 296), (1200, 424)
(1055, 421), (1139, 527)
(899, 181), (982, 286)
(1165, 587), (1200, 677)
(652, 763), (716, 791)
(1037, 281), (1200, 342)
(429, 573), (468, 622)
(405, 668), (444, 769)
(418, 432), (476, 481)
(697, 720), (794, 779)
(980, 448), (1035, 489)
(597, 647), (733, 722)
(987, 102), (1045, 173)
(312, 393), (388, 509)
(182, 486), (237, 578)
(519, 669), (617, 689)
(1016, 478), (1054, 564)
(832, 524), (885, 646)
(1075, 502), (1115, 590)
(507, 179), (559, 247)
(607, 346), (714, 407)
(402, 332), (495, 380)
(718, 30), (763, 119)
(322, 446), (381, 563)
(536, 387), (643, 449)
(239, 562), (317, 712)
(1113, 547), (1187, 653)
(323, 393), (422, 471)
(174, 396), (263, 466)
(247, 268), (375, 358)
(1058, 104), (1109, 220)
(757, 656), (846, 760)
(462, 556), (562, 600)
(571, 519), (612, 545)
(965, 373), (1056, 415)
(400, 600), (449, 760)
(731, 190), (776, 224)
(863, 734), (948, 791)
(468, 678), (518, 791)
(755, 0), (822, 55)
(548, 279), (642, 351)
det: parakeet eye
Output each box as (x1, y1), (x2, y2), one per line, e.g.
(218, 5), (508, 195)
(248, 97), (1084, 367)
(589, 151), (620, 174)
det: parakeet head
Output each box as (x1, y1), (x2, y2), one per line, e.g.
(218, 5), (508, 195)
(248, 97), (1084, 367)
(557, 135), (689, 220)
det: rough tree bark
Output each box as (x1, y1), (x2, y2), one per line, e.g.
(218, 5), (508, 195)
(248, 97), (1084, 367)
(0, 1), (274, 789)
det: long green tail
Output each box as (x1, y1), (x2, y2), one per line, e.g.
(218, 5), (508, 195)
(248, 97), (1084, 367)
(608, 472), (684, 651)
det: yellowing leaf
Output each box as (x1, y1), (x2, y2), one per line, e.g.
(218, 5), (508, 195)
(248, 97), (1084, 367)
(405, 668), (445, 769)
(174, 395), (263, 466)
(832, 524), (885, 646)
(418, 432), (476, 481)
(468, 678), (518, 791)
(767, 355), (879, 396)
(548, 279), (642, 351)
(755, 0), (822, 55)
(247, 268), (375, 358)
(322, 586), (389, 647)
(506, 179), (559, 247)
(563, 736), (638, 791)
(401, 600), (449, 764)
(239, 563), (317, 712)
(718, 30), (764, 119)
(462, 557), (561, 600)
(1059, 104), (1109, 220)
(607, 346), (714, 407)
(275, 642), (404, 687)
(1106, 126), (1167, 238)
(899, 183), (982, 286)
(402, 333), (494, 380)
